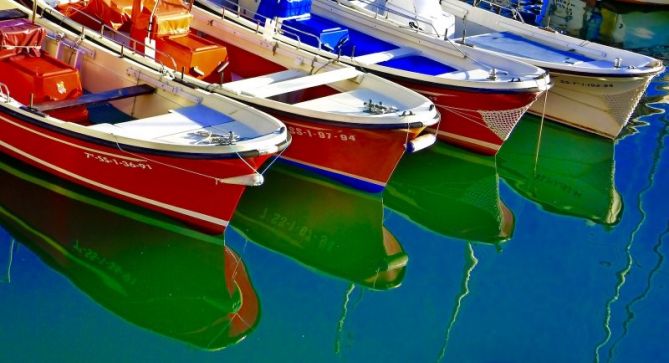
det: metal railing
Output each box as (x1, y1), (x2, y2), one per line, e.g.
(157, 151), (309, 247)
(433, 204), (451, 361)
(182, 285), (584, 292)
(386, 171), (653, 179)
(336, 0), (446, 37)
(201, 0), (324, 51)
(40, 2), (179, 73)
(469, 0), (527, 23)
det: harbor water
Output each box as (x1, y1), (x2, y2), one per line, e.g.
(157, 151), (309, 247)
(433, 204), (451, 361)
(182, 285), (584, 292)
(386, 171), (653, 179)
(1, 1), (669, 362)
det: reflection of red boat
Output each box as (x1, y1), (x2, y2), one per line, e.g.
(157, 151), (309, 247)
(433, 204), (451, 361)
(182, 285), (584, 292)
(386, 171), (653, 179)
(0, 155), (259, 349)
(385, 142), (514, 245)
(233, 164), (407, 290)
(0, 4), (290, 234)
(38, 0), (440, 192)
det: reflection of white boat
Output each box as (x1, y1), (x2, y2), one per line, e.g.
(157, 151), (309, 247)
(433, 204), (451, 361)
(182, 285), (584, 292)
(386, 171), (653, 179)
(390, 0), (665, 138)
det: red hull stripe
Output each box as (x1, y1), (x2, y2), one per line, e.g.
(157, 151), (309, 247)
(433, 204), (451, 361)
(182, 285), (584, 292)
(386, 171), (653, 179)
(0, 113), (146, 161)
(0, 139), (229, 229)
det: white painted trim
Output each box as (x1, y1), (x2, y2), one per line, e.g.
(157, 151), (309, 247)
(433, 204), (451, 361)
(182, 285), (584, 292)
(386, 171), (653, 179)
(0, 113), (146, 161)
(0, 140), (229, 229)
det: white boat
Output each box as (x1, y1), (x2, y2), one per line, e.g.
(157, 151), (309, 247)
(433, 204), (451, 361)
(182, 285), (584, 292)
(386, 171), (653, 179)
(196, 0), (550, 155)
(0, 0), (290, 234)
(366, 0), (665, 138)
(34, 0), (440, 192)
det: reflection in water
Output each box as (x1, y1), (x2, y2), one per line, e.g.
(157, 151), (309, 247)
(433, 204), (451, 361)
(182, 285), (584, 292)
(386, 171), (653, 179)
(232, 163), (407, 290)
(498, 114), (622, 225)
(0, 232), (16, 283)
(0, 157), (259, 350)
(335, 283), (356, 355)
(384, 143), (504, 361)
(547, 0), (669, 59)
(608, 223), (669, 362)
(385, 142), (514, 245)
(593, 121), (668, 363)
(436, 242), (479, 363)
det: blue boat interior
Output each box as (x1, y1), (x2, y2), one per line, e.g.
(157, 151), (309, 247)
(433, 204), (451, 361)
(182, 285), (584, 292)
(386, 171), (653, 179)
(254, 0), (457, 76)
(378, 55), (456, 76)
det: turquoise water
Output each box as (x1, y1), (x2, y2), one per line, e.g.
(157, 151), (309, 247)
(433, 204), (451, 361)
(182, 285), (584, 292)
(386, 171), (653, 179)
(2, 4), (669, 362)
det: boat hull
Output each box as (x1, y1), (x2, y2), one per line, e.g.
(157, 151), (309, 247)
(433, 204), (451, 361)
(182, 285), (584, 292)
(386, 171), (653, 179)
(530, 72), (655, 138)
(388, 76), (541, 155)
(268, 113), (424, 192)
(0, 155), (259, 348)
(0, 108), (270, 234)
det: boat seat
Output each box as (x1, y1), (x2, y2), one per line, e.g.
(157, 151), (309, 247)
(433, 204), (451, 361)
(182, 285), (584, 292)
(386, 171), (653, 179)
(221, 69), (307, 95)
(294, 88), (397, 115)
(87, 104), (261, 144)
(35, 84), (155, 112)
(239, 67), (361, 99)
(352, 47), (416, 65)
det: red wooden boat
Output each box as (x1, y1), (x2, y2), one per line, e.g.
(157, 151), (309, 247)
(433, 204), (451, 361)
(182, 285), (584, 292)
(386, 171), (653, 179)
(0, 6), (289, 234)
(0, 154), (259, 349)
(196, 0), (551, 155)
(35, 0), (440, 192)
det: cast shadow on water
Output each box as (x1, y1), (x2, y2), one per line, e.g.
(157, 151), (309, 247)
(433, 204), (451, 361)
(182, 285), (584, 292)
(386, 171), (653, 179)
(0, 156), (259, 351)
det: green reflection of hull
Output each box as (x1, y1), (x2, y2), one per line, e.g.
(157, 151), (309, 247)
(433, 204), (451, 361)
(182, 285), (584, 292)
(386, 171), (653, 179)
(498, 115), (622, 225)
(0, 157), (259, 350)
(232, 164), (407, 290)
(385, 142), (514, 244)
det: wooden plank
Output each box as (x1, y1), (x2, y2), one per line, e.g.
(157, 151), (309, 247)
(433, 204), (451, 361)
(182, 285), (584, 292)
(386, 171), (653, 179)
(35, 84), (155, 112)
(242, 67), (361, 98)
(221, 69), (307, 95)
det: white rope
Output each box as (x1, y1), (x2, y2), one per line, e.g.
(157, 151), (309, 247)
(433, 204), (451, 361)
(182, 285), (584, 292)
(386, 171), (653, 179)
(257, 140), (289, 175)
(437, 103), (490, 127)
(533, 85), (550, 175)
(403, 122), (410, 150)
